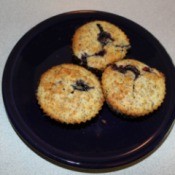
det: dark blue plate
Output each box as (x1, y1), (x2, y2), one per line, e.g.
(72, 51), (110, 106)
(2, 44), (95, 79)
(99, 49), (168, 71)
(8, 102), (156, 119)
(2, 10), (175, 169)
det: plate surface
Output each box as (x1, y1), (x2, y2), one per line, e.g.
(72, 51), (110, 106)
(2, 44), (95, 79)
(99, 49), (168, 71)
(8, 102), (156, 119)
(2, 10), (175, 169)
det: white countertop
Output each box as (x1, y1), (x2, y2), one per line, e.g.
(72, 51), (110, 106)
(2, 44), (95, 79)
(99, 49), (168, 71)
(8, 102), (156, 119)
(0, 0), (175, 175)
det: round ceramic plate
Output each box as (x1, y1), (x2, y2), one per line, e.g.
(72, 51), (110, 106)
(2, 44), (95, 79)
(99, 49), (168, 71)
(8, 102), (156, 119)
(2, 10), (175, 169)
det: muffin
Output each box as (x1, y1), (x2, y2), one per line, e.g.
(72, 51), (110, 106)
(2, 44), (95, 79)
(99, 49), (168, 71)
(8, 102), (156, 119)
(102, 59), (166, 117)
(36, 64), (104, 124)
(72, 20), (130, 71)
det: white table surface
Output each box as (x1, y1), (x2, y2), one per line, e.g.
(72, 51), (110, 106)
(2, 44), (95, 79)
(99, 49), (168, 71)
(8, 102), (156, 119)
(0, 0), (175, 175)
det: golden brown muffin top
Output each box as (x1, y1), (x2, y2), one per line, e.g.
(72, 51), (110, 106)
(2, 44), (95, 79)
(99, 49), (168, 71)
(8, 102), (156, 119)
(102, 59), (166, 117)
(72, 20), (130, 71)
(37, 64), (104, 124)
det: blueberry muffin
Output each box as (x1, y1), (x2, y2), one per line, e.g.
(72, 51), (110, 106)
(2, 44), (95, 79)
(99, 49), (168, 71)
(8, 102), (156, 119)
(72, 20), (130, 71)
(36, 64), (104, 124)
(102, 59), (166, 117)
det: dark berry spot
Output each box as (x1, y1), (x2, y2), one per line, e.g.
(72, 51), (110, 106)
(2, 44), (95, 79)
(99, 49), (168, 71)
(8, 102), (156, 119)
(80, 49), (106, 65)
(71, 79), (94, 91)
(142, 66), (151, 72)
(97, 24), (114, 46)
(112, 64), (140, 80)
(111, 64), (125, 73)
(80, 53), (89, 66)
(94, 49), (106, 56)
(124, 65), (140, 79)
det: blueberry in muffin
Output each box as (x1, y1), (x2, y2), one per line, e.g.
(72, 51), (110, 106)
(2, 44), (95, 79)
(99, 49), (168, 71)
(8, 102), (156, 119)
(36, 64), (104, 124)
(72, 20), (130, 71)
(102, 59), (166, 117)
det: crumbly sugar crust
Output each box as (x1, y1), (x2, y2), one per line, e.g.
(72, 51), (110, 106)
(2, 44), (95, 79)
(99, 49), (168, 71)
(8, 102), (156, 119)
(37, 64), (104, 124)
(102, 59), (166, 117)
(72, 20), (130, 71)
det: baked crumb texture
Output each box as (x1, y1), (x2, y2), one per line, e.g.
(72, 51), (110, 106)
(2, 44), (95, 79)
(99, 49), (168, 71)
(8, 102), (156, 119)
(36, 64), (104, 124)
(102, 59), (166, 117)
(72, 20), (130, 71)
